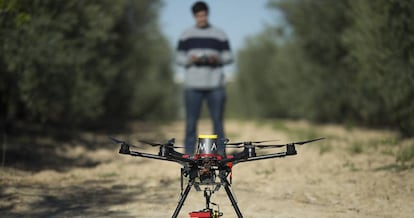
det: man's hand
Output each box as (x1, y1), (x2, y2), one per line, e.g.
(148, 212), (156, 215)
(208, 55), (218, 65)
(190, 55), (199, 63)
(190, 54), (219, 65)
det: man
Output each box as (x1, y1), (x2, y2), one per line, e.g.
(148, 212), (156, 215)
(176, 1), (233, 155)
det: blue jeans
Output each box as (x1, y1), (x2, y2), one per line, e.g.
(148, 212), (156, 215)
(184, 87), (226, 155)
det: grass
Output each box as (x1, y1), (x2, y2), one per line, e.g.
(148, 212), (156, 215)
(346, 137), (401, 157)
(374, 163), (412, 172)
(343, 160), (359, 171)
(269, 119), (322, 140)
(99, 172), (118, 178)
(396, 143), (414, 168)
(255, 167), (276, 177)
(348, 142), (364, 154)
(272, 120), (290, 132)
(366, 137), (400, 150)
(318, 143), (332, 155)
(381, 147), (395, 156)
(254, 119), (414, 171)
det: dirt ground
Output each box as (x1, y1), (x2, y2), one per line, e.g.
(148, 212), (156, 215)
(1, 119), (413, 218)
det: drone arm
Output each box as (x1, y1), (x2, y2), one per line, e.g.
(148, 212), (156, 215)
(223, 144), (298, 165)
(119, 144), (195, 165)
(167, 152), (196, 164)
(235, 151), (288, 164)
(219, 151), (288, 165)
(219, 151), (248, 165)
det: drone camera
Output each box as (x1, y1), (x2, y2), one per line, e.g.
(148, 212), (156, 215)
(197, 158), (217, 185)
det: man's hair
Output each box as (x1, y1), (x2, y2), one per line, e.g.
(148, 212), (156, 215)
(192, 1), (209, 14)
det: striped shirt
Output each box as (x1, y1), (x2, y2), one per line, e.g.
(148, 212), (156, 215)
(176, 24), (233, 89)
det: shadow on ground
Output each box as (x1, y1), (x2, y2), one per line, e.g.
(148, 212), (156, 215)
(0, 179), (169, 217)
(1, 120), (160, 172)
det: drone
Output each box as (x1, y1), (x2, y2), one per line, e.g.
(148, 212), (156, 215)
(110, 134), (324, 218)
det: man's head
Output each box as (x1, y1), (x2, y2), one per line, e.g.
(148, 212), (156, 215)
(192, 1), (209, 28)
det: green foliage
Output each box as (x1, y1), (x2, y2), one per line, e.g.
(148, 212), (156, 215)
(235, 29), (280, 117)
(343, 0), (414, 136)
(231, 0), (414, 136)
(0, 0), (176, 127)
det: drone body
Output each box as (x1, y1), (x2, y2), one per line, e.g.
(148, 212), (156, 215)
(112, 134), (324, 218)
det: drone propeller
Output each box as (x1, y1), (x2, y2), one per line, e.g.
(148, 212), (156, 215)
(138, 138), (184, 149)
(226, 139), (280, 148)
(138, 140), (163, 147)
(256, 137), (325, 149)
(109, 136), (142, 149)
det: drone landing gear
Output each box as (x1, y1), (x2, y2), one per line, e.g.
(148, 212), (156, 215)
(189, 188), (223, 218)
(223, 183), (242, 217)
(172, 179), (243, 218)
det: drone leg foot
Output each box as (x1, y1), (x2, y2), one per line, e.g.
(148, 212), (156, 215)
(224, 184), (243, 218)
(172, 181), (193, 218)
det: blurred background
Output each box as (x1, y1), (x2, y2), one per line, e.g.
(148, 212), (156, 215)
(1, 1), (414, 217)
(1, 0), (413, 136)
